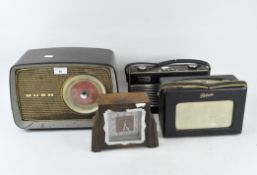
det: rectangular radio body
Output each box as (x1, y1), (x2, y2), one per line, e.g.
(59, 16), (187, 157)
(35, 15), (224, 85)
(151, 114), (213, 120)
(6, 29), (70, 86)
(10, 47), (118, 129)
(159, 75), (247, 137)
(125, 59), (211, 113)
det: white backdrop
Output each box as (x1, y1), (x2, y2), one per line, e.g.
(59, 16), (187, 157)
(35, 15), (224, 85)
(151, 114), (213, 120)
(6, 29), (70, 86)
(0, 1), (257, 175)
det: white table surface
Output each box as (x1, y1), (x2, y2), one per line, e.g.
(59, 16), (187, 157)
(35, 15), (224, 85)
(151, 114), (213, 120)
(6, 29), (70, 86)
(0, 1), (257, 175)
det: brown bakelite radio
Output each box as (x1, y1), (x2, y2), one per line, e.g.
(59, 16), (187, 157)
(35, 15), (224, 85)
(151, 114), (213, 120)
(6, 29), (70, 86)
(10, 47), (118, 129)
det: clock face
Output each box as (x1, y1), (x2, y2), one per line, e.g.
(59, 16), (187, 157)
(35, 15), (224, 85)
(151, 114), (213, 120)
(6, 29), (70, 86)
(103, 108), (146, 145)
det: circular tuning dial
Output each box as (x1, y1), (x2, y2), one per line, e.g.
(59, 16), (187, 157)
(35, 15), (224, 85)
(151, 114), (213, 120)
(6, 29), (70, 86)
(62, 75), (106, 114)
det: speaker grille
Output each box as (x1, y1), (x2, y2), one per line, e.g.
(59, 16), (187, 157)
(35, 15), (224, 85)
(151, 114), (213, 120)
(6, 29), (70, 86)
(16, 65), (114, 121)
(129, 84), (159, 107)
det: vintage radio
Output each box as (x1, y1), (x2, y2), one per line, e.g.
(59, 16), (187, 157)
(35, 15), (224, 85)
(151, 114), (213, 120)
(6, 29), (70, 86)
(125, 59), (211, 113)
(159, 75), (247, 137)
(92, 92), (158, 152)
(10, 47), (118, 129)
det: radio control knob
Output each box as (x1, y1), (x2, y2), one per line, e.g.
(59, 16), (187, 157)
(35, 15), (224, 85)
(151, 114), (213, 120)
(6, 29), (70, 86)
(161, 66), (170, 71)
(137, 65), (147, 71)
(188, 63), (198, 69)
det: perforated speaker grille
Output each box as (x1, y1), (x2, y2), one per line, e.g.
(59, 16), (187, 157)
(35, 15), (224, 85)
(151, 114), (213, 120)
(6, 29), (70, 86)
(16, 65), (114, 121)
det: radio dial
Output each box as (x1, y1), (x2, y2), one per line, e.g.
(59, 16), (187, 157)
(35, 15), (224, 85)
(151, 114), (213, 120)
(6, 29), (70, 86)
(63, 75), (106, 114)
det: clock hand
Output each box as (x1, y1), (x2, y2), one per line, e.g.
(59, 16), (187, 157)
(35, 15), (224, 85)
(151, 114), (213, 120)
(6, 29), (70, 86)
(123, 121), (130, 132)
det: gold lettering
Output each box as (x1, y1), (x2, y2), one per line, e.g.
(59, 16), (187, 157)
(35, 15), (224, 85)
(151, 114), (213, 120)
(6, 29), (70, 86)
(33, 94), (39, 97)
(25, 93), (54, 97)
(200, 93), (214, 99)
(48, 93), (54, 97)
(25, 94), (32, 97)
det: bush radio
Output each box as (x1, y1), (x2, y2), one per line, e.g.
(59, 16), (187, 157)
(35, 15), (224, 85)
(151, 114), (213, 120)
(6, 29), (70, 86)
(10, 47), (118, 129)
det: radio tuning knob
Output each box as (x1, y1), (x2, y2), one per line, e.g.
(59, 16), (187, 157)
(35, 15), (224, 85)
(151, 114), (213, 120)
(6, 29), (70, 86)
(137, 65), (147, 71)
(188, 63), (198, 69)
(161, 66), (170, 71)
